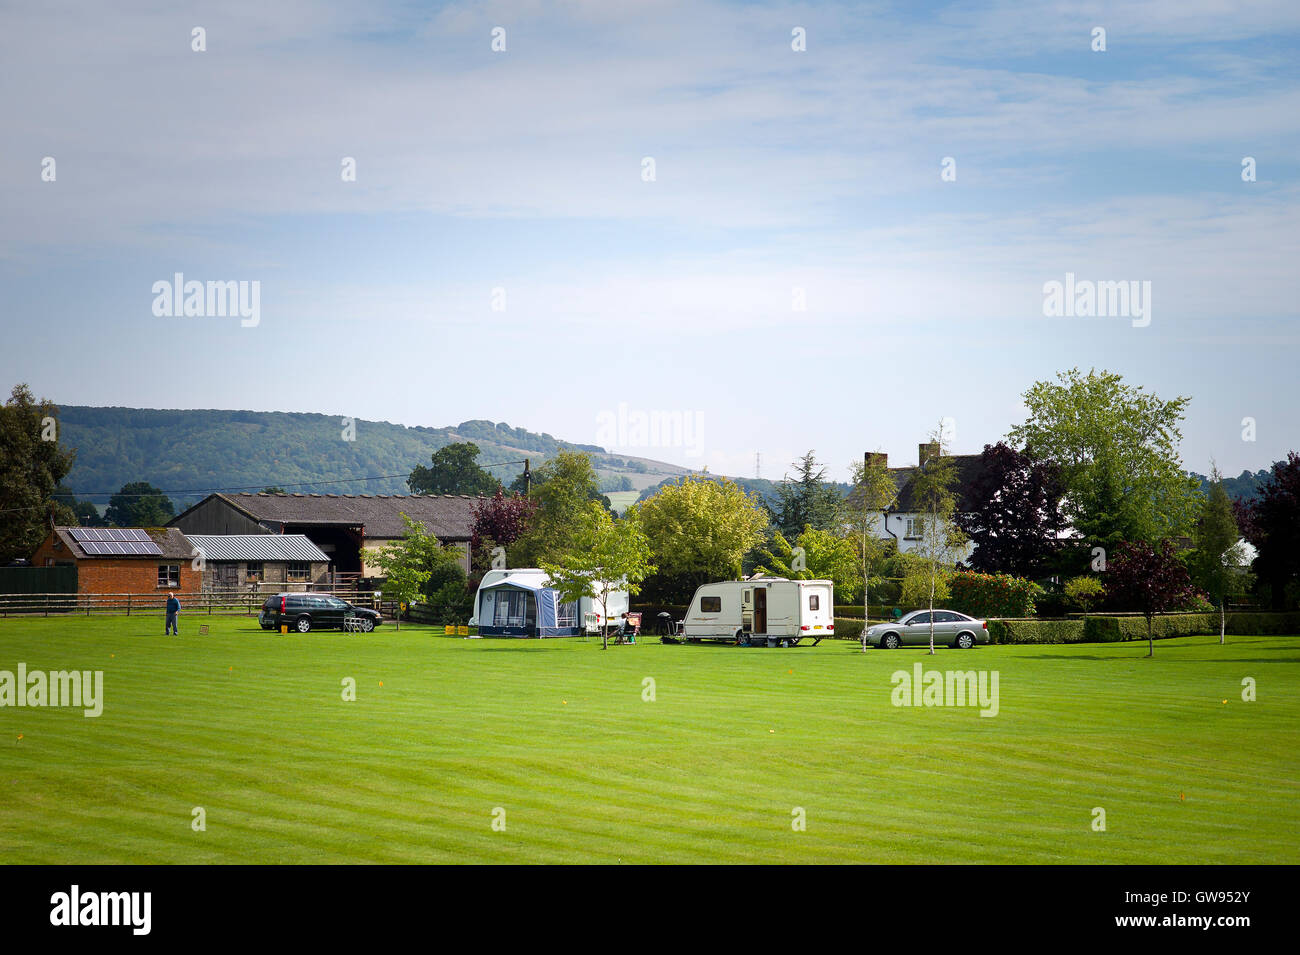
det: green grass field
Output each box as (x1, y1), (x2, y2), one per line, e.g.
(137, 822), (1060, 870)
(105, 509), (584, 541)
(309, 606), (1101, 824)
(2, 616), (1297, 864)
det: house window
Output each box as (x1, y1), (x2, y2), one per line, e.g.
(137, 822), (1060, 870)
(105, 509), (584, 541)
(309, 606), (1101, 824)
(286, 562), (310, 582)
(905, 517), (925, 540)
(700, 595), (722, 613)
(245, 562), (264, 582)
(157, 564), (180, 588)
(809, 595), (820, 611)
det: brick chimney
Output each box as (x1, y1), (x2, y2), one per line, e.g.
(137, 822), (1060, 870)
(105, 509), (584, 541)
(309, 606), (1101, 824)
(918, 442), (940, 466)
(864, 451), (888, 468)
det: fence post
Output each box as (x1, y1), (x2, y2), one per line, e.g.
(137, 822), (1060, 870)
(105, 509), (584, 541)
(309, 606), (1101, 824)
(127, 593), (131, 616)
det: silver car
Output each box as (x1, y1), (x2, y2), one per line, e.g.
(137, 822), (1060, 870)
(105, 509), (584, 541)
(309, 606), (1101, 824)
(863, 610), (988, 649)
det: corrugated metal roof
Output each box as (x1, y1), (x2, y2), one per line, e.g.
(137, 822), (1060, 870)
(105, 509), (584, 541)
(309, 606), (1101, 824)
(184, 534), (329, 562)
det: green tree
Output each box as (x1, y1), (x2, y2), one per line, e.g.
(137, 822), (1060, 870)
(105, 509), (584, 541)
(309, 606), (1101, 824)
(752, 527), (860, 600)
(848, 452), (899, 640)
(367, 514), (462, 630)
(638, 475), (769, 596)
(908, 426), (968, 654)
(541, 504), (656, 650)
(1008, 368), (1200, 550)
(408, 442), (502, 496)
(1190, 464), (1246, 644)
(263, 486), (287, 494)
(104, 481), (174, 527)
(0, 385), (77, 562)
(770, 451), (843, 538)
(512, 451), (608, 565)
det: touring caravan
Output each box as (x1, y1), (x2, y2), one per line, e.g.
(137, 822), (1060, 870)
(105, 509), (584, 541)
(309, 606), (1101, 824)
(469, 568), (629, 638)
(680, 578), (834, 646)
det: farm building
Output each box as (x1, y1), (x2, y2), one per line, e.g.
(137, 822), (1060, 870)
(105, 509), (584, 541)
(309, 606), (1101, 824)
(184, 534), (330, 590)
(30, 526), (200, 595)
(169, 492), (479, 576)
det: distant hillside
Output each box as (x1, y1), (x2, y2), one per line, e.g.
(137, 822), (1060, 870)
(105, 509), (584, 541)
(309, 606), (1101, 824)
(56, 406), (691, 509)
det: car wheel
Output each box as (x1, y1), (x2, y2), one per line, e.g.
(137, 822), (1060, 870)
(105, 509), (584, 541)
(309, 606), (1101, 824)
(295, 615), (312, 633)
(883, 633), (900, 649)
(360, 618), (374, 633)
(955, 632), (974, 649)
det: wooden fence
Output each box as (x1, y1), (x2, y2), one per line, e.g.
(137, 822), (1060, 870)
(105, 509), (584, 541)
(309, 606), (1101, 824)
(0, 588), (381, 618)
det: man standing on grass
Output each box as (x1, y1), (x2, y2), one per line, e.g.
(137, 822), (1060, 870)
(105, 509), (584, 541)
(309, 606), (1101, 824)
(165, 593), (180, 636)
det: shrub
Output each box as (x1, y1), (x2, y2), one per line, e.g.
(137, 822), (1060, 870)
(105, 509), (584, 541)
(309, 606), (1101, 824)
(1063, 576), (1105, 613)
(832, 617), (864, 640)
(949, 571), (1042, 618)
(1082, 612), (1300, 643)
(986, 618), (1086, 644)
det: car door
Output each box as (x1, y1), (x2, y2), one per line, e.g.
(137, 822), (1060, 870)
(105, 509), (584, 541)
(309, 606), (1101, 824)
(931, 611), (957, 639)
(904, 612), (931, 645)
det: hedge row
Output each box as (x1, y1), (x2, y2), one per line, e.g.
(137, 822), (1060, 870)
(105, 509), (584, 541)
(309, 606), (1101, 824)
(1083, 612), (1300, 643)
(985, 619), (1086, 644)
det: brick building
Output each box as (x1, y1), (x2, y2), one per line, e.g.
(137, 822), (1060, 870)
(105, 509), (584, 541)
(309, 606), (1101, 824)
(31, 527), (200, 595)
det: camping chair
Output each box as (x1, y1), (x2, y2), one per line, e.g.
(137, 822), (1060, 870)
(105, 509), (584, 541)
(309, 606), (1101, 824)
(614, 612), (642, 645)
(582, 611), (601, 642)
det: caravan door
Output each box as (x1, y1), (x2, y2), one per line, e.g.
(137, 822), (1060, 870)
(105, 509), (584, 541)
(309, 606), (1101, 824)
(753, 587), (768, 635)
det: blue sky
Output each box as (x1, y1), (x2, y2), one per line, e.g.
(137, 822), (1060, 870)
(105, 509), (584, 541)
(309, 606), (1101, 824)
(2, 0), (1297, 482)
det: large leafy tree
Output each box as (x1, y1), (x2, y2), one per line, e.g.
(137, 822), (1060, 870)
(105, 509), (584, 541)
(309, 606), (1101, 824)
(752, 527), (861, 601)
(542, 504), (656, 650)
(908, 425), (968, 654)
(1008, 368), (1200, 549)
(1234, 452), (1300, 610)
(408, 442), (502, 496)
(512, 451), (608, 565)
(638, 474), (769, 600)
(1106, 539), (1196, 657)
(769, 451), (843, 538)
(0, 385), (77, 562)
(1190, 464), (1246, 643)
(956, 441), (1065, 576)
(104, 481), (175, 527)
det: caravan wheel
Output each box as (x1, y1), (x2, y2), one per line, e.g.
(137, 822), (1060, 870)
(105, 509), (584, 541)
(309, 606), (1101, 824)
(735, 631), (749, 647)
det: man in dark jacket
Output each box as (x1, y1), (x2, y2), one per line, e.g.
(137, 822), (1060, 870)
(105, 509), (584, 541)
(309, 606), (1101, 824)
(166, 594), (180, 636)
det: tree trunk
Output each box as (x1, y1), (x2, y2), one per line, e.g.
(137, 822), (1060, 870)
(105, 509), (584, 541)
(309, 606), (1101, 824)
(862, 551), (870, 652)
(1220, 601), (1225, 645)
(928, 570), (936, 655)
(1146, 616), (1153, 657)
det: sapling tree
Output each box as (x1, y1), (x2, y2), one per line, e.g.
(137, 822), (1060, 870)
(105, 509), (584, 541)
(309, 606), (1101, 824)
(541, 503), (656, 650)
(847, 452), (898, 650)
(1190, 464), (1246, 644)
(908, 424), (968, 655)
(1105, 539), (1195, 657)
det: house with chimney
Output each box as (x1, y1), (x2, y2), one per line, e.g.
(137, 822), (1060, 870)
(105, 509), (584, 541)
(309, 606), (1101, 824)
(859, 442), (984, 564)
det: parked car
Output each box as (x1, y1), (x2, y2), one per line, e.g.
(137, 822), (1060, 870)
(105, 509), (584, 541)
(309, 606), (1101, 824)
(862, 610), (987, 649)
(259, 593), (382, 633)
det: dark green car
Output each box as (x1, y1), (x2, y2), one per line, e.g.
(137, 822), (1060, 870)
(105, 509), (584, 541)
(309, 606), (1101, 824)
(259, 593), (381, 633)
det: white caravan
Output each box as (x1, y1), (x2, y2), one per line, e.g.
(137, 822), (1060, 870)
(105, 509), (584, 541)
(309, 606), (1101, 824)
(469, 568), (630, 637)
(680, 578), (835, 647)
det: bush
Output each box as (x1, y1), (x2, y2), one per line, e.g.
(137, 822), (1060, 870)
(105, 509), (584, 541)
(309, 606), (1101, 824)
(1082, 612), (1300, 643)
(832, 617), (864, 640)
(949, 571), (1042, 618)
(986, 618), (1086, 644)
(1063, 576), (1105, 613)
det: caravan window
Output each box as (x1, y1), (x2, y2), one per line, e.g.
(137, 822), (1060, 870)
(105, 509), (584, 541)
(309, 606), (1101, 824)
(493, 590), (529, 627)
(809, 594), (820, 611)
(700, 595), (722, 613)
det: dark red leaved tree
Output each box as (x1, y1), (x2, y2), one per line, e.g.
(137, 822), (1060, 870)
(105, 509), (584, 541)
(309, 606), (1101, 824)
(1106, 539), (1195, 657)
